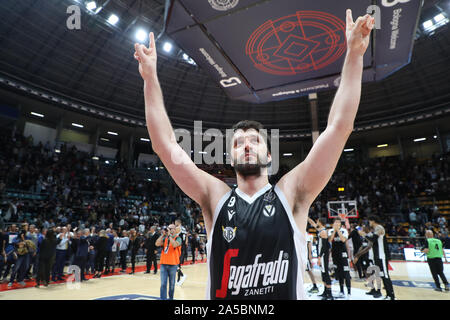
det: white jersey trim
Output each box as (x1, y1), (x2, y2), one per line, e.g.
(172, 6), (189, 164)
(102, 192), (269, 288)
(274, 185), (307, 300)
(378, 235), (386, 260)
(205, 189), (233, 299)
(235, 183), (272, 204)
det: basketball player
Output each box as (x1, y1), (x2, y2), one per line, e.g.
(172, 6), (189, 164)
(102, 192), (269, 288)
(134, 10), (375, 299)
(353, 225), (382, 298)
(354, 216), (395, 300)
(329, 219), (352, 299)
(349, 223), (365, 281)
(174, 219), (188, 286)
(306, 232), (319, 293)
(309, 218), (333, 300)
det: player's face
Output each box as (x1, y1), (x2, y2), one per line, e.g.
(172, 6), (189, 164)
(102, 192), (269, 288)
(231, 129), (271, 175)
(333, 220), (341, 229)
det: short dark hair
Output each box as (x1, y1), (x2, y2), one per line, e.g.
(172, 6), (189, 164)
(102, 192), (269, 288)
(368, 215), (380, 224)
(318, 218), (327, 226)
(232, 120), (265, 132)
(231, 120), (271, 153)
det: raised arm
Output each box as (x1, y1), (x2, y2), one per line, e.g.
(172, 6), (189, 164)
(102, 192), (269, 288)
(277, 11), (375, 225)
(134, 33), (230, 232)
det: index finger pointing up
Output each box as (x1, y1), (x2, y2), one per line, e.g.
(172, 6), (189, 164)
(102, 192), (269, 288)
(149, 32), (155, 50)
(346, 9), (353, 27)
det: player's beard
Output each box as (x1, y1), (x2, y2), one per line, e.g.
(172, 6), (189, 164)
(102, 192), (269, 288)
(234, 157), (271, 177)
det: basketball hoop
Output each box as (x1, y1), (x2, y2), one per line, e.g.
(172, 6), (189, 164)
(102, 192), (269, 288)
(338, 212), (350, 230)
(327, 200), (358, 219)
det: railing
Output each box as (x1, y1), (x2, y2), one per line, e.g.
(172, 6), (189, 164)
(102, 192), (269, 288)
(386, 236), (426, 260)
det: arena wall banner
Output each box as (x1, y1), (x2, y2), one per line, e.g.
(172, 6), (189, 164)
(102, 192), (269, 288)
(403, 248), (450, 262)
(164, 0), (422, 103)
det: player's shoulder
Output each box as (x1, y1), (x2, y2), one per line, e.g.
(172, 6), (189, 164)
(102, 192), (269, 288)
(375, 224), (385, 235)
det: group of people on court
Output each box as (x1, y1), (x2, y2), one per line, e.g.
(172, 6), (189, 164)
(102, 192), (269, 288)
(307, 215), (396, 300)
(306, 215), (449, 299)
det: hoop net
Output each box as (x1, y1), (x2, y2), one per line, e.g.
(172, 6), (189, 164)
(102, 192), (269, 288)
(338, 212), (351, 230)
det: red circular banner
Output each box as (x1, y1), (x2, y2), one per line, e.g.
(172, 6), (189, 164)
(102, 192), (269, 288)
(246, 11), (347, 76)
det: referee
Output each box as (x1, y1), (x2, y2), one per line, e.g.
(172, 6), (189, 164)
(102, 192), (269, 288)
(421, 230), (449, 292)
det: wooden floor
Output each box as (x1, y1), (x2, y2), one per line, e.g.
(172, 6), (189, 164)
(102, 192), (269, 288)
(1, 260), (449, 300)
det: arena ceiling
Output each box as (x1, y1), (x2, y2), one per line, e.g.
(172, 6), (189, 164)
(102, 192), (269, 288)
(0, 0), (449, 137)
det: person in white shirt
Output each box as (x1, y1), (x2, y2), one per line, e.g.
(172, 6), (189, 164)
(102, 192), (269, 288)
(52, 227), (71, 281)
(118, 231), (129, 272)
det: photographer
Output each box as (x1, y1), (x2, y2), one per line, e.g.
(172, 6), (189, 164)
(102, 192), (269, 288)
(8, 230), (35, 287)
(156, 224), (181, 300)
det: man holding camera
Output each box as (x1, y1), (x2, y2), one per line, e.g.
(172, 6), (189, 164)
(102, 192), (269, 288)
(156, 224), (182, 300)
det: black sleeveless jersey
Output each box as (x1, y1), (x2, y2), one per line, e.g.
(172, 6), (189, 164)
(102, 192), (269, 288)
(318, 228), (330, 258)
(329, 228), (349, 259)
(367, 225), (390, 261)
(206, 184), (306, 300)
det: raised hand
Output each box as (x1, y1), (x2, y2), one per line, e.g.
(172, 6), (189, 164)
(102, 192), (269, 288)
(134, 32), (158, 81)
(345, 9), (375, 56)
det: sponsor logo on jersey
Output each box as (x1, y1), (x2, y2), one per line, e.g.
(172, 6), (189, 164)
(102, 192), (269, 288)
(228, 196), (236, 207)
(216, 250), (290, 298)
(263, 204), (275, 217)
(227, 209), (236, 221)
(222, 226), (237, 243)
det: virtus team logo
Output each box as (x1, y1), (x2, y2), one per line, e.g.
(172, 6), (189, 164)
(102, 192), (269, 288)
(208, 0), (239, 11)
(263, 204), (275, 217)
(246, 11), (347, 76)
(222, 226), (237, 243)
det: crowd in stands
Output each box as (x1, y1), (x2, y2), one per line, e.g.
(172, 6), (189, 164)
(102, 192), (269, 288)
(0, 127), (208, 230)
(0, 221), (207, 288)
(0, 126), (449, 288)
(306, 154), (450, 238)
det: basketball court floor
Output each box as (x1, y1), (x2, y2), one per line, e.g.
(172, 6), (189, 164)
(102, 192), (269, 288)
(0, 259), (448, 300)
